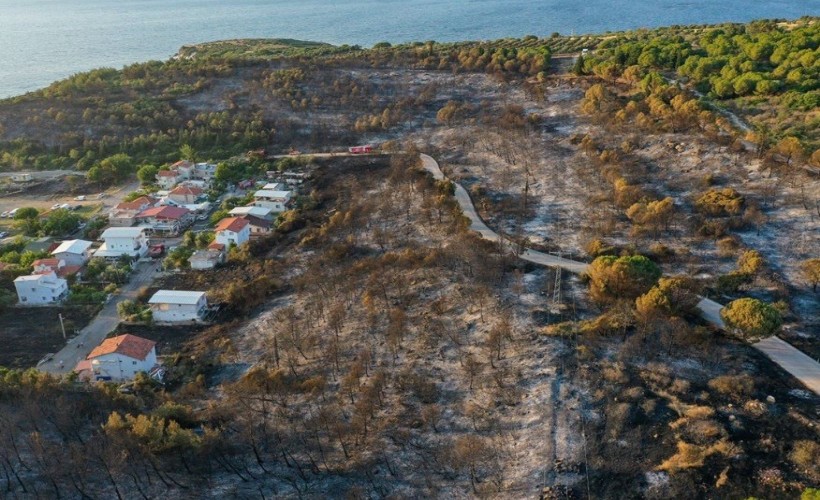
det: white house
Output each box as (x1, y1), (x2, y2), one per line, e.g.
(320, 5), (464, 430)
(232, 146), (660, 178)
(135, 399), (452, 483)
(214, 217), (250, 247)
(109, 196), (158, 227)
(229, 205), (273, 220)
(241, 215), (272, 237)
(168, 185), (204, 205)
(51, 239), (93, 266)
(156, 170), (181, 190)
(252, 190), (292, 212)
(188, 243), (225, 270)
(135, 205), (193, 235)
(14, 271), (69, 305)
(96, 227), (149, 259)
(193, 162), (216, 181)
(148, 290), (208, 323)
(85, 334), (159, 381)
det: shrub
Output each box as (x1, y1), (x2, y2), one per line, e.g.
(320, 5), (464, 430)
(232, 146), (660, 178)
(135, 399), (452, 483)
(790, 440), (820, 472)
(708, 374), (755, 399)
(695, 188), (744, 216)
(720, 298), (782, 338)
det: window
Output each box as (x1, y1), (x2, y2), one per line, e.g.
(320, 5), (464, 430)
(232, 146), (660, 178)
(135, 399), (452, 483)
(132, 361), (137, 365)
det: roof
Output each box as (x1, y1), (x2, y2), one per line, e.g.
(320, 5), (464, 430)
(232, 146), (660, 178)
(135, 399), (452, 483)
(116, 196), (157, 211)
(24, 237), (56, 252)
(262, 183), (284, 190)
(242, 215), (272, 229)
(229, 206), (272, 218)
(101, 227), (146, 239)
(52, 239), (92, 255)
(157, 170), (178, 178)
(14, 271), (61, 283)
(215, 217), (249, 233)
(148, 290), (206, 305)
(88, 334), (156, 361)
(189, 249), (222, 262)
(32, 258), (61, 268)
(207, 242), (225, 251)
(169, 185), (204, 196)
(137, 205), (191, 220)
(56, 265), (82, 278)
(254, 190), (291, 199)
(171, 160), (194, 169)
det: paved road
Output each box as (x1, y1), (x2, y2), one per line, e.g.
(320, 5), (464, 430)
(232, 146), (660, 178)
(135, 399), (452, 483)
(39, 261), (161, 375)
(421, 154), (820, 396)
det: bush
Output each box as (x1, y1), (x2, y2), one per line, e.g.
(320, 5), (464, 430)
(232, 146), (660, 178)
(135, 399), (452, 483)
(720, 298), (782, 338)
(708, 374), (755, 399)
(695, 188), (744, 216)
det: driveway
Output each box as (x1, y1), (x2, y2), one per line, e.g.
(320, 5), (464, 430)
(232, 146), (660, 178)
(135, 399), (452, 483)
(39, 260), (161, 375)
(420, 153), (820, 396)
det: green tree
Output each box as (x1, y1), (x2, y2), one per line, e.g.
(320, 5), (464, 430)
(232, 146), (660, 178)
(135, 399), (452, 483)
(136, 164), (160, 185)
(572, 54), (585, 76)
(635, 276), (700, 318)
(179, 144), (196, 162)
(720, 297), (782, 338)
(41, 209), (82, 236)
(12, 207), (39, 220)
(586, 254), (662, 303)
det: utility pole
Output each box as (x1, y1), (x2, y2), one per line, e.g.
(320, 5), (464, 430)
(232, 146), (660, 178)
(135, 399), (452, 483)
(58, 313), (66, 340)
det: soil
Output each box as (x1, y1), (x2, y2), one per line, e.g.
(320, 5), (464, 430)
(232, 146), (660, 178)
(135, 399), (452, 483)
(0, 304), (99, 368)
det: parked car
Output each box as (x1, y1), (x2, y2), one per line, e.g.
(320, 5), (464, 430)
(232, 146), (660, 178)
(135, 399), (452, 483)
(51, 203), (61, 210)
(0, 231), (8, 238)
(0, 211), (8, 218)
(74, 195), (86, 201)
(196, 213), (208, 221)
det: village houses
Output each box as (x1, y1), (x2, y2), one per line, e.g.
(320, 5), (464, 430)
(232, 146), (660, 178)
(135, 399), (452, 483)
(81, 334), (160, 382)
(168, 185), (204, 205)
(14, 271), (69, 305)
(241, 215), (272, 237)
(148, 290), (208, 322)
(51, 239), (93, 266)
(188, 242), (226, 270)
(253, 189), (292, 212)
(135, 205), (193, 235)
(229, 205), (273, 220)
(109, 196), (158, 227)
(214, 217), (250, 247)
(96, 227), (150, 259)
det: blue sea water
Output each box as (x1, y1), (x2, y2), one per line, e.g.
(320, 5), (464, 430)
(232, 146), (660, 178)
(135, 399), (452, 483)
(0, 0), (817, 98)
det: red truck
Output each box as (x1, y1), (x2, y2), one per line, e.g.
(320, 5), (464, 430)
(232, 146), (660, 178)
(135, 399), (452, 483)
(348, 145), (373, 154)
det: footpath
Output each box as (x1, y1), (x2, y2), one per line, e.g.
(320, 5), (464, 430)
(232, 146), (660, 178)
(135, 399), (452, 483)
(421, 153), (820, 396)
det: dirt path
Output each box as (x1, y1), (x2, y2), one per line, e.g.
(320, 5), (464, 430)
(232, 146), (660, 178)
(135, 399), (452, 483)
(421, 153), (820, 396)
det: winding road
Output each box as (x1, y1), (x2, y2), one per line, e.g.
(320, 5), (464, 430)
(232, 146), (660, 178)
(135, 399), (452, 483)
(421, 154), (820, 396)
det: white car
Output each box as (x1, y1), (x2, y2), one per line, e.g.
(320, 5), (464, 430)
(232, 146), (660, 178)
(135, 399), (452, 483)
(51, 203), (61, 210)
(0, 212), (8, 218)
(74, 195), (86, 201)
(59, 203), (70, 210)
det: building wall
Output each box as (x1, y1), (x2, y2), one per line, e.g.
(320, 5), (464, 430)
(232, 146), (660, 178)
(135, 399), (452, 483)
(104, 235), (148, 256)
(91, 351), (157, 381)
(14, 278), (68, 305)
(150, 298), (206, 322)
(215, 226), (250, 247)
(253, 200), (288, 212)
(53, 250), (89, 267)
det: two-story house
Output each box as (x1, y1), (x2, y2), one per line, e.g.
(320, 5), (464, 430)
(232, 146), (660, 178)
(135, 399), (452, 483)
(252, 189), (292, 212)
(135, 206), (193, 235)
(168, 185), (204, 205)
(96, 227), (149, 259)
(14, 271), (69, 305)
(214, 217), (250, 247)
(85, 334), (159, 381)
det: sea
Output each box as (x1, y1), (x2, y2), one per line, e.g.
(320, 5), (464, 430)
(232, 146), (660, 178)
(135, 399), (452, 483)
(0, 0), (818, 98)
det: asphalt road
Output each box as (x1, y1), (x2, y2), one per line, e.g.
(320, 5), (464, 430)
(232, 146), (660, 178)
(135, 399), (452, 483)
(39, 260), (161, 375)
(420, 153), (820, 396)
